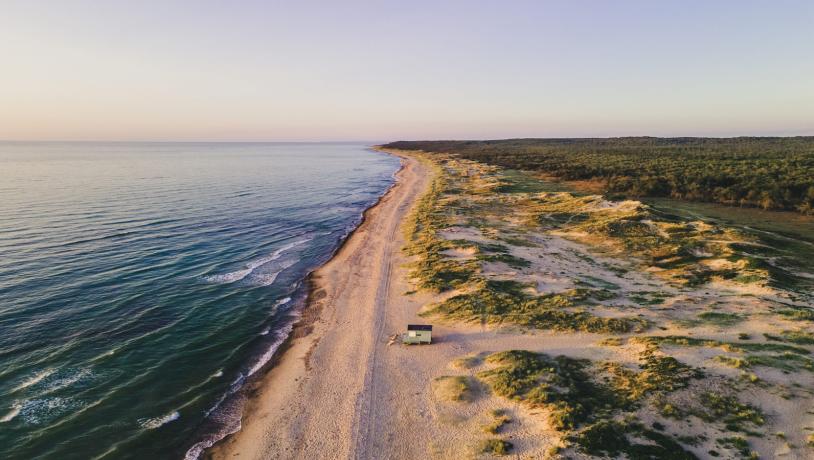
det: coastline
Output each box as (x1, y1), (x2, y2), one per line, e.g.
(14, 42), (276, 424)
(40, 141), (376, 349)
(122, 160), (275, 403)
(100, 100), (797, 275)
(204, 149), (430, 459)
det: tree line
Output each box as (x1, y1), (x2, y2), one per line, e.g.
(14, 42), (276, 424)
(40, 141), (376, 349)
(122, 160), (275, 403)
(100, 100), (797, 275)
(384, 137), (814, 214)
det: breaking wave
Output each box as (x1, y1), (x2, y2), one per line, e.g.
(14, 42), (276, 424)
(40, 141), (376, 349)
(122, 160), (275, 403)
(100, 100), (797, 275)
(11, 368), (56, 393)
(0, 403), (21, 423)
(202, 238), (311, 284)
(139, 410), (180, 429)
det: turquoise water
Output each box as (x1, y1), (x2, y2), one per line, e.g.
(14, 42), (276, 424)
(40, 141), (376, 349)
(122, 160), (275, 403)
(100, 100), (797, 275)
(0, 142), (400, 459)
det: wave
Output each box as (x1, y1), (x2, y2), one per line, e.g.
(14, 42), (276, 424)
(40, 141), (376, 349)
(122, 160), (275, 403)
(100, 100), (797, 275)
(139, 410), (180, 429)
(275, 297), (292, 307)
(11, 368), (57, 393)
(15, 397), (83, 425)
(247, 323), (294, 378)
(182, 318), (297, 460)
(40, 368), (94, 395)
(245, 259), (297, 286)
(182, 417), (241, 460)
(202, 237), (311, 284)
(183, 164), (398, 460)
(0, 403), (21, 423)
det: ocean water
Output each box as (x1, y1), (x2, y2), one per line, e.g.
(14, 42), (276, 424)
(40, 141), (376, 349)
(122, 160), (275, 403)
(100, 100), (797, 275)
(0, 142), (400, 459)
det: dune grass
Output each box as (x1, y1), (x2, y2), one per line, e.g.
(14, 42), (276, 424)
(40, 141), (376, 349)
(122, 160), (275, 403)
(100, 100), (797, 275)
(571, 420), (698, 460)
(476, 438), (513, 456)
(431, 376), (475, 402)
(423, 279), (647, 333)
(475, 350), (706, 458)
(481, 409), (511, 434)
(697, 311), (745, 326)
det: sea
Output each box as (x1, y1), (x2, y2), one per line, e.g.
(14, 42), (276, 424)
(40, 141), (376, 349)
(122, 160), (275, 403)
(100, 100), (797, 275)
(0, 142), (401, 459)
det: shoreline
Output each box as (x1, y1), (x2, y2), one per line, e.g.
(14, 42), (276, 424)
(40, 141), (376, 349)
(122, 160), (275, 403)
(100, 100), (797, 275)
(204, 149), (429, 459)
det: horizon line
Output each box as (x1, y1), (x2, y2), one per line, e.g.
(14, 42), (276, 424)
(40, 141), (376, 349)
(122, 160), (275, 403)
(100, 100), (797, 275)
(2, 134), (814, 144)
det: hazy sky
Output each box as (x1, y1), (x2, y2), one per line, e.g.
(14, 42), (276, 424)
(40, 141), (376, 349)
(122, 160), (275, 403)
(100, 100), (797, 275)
(1, 0), (812, 141)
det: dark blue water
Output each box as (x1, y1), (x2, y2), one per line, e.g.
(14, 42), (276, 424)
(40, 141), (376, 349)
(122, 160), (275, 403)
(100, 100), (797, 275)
(0, 142), (400, 459)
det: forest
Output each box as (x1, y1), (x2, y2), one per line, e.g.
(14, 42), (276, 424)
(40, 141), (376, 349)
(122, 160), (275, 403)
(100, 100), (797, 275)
(383, 137), (814, 214)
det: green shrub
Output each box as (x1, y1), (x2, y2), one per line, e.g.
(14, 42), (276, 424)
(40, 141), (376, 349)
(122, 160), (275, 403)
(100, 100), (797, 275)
(698, 311), (744, 326)
(478, 351), (627, 430)
(477, 438), (513, 455)
(571, 421), (698, 459)
(697, 393), (765, 431)
(481, 412), (511, 434)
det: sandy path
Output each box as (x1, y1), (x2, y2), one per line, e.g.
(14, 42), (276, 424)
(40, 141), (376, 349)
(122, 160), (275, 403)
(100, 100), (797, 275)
(207, 152), (431, 460)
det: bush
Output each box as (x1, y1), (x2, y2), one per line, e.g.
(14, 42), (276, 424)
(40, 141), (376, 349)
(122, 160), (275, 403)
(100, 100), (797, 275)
(477, 438), (513, 455)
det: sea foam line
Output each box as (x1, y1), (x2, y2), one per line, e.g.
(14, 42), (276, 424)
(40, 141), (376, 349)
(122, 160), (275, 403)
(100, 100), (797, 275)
(245, 259), (297, 287)
(247, 323), (294, 378)
(182, 321), (295, 460)
(203, 237), (311, 284)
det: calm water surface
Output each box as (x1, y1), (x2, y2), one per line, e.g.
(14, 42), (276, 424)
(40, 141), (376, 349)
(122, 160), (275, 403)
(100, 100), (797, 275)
(0, 142), (399, 459)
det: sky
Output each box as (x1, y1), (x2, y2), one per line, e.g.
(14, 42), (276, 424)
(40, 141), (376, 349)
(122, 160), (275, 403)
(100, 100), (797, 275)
(0, 0), (812, 141)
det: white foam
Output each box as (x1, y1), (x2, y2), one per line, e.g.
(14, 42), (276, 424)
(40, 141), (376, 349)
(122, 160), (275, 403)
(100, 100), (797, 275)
(182, 291), (306, 459)
(275, 297), (292, 306)
(247, 322), (293, 377)
(246, 259), (297, 287)
(212, 370), (223, 378)
(41, 368), (93, 394)
(203, 238), (311, 284)
(183, 418), (241, 460)
(17, 397), (82, 425)
(139, 410), (180, 429)
(11, 368), (56, 393)
(0, 403), (21, 423)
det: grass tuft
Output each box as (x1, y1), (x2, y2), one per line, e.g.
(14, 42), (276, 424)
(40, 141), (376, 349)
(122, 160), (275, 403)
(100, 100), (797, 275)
(431, 376), (475, 402)
(476, 438), (513, 456)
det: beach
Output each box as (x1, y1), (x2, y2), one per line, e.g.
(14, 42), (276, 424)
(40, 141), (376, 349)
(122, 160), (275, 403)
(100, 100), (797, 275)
(207, 151), (434, 459)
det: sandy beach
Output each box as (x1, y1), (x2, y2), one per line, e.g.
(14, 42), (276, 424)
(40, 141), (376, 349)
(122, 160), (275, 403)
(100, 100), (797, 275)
(207, 151), (434, 459)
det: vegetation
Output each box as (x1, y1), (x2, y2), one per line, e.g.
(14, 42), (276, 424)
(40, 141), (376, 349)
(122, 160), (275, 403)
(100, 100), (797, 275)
(385, 137), (814, 214)
(476, 438), (513, 456)
(696, 392), (765, 432)
(431, 376), (475, 402)
(697, 311), (744, 326)
(717, 436), (758, 459)
(764, 330), (814, 345)
(403, 162), (478, 291)
(571, 420), (698, 459)
(638, 335), (814, 373)
(450, 354), (482, 370)
(634, 335), (810, 355)
(522, 191), (770, 287)
(477, 351), (627, 430)
(776, 305), (814, 321)
(388, 148), (814, 458)
(603, 351), (702, 400)
(423, 280), (647, 333)
(481, 409), (511, 434)
(475, 350), (705, 457)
